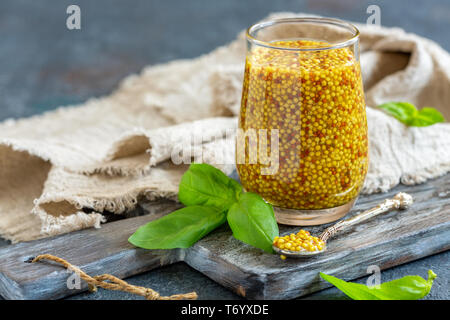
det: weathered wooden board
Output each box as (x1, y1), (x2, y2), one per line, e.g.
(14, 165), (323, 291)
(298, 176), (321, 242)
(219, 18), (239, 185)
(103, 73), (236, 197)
(0, 174), (449, 300)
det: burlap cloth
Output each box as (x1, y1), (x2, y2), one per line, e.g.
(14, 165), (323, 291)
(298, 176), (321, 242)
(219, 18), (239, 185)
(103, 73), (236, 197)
(1, 13), (450, 243)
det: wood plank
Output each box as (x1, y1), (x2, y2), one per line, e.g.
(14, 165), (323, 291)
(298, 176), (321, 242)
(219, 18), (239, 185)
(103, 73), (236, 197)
(186, 174), (450, 299)
(0, 200), (183, 300)
(0, 174), (448, 300)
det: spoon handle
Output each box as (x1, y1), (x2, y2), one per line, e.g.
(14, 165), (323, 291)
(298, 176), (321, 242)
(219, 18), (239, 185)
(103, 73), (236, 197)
(319, 192), (413, 242)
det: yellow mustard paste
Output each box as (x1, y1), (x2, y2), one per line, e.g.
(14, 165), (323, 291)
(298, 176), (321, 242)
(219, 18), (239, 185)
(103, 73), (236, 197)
(237, 40), (368, 210)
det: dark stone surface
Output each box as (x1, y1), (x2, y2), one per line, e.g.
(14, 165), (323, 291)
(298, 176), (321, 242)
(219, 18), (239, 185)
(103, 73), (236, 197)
(0, 0), (448, 300)
(1, 0), (450, 121)
(65, 251), (449, 300)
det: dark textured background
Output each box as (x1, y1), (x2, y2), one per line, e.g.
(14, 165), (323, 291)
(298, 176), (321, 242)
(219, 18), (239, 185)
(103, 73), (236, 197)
(0, 0), (448, 300)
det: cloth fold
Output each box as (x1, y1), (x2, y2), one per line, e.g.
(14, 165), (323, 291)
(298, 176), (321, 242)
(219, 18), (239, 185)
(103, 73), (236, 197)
(1, 12), (449, 242)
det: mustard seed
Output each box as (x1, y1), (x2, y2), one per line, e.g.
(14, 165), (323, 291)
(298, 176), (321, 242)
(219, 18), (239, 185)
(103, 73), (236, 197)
(273, 229), (325, 253)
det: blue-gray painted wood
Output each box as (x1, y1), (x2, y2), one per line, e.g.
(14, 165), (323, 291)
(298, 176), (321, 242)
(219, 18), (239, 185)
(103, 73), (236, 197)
(0, 174), (448, 300)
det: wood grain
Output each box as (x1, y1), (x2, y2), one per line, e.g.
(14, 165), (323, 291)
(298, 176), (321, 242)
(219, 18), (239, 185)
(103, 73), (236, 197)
(0, 174), (448, 300)
(0, 200), (183, 300)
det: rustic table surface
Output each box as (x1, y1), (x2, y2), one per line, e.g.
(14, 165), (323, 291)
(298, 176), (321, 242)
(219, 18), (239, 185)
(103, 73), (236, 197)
(0, 0), (449, 300)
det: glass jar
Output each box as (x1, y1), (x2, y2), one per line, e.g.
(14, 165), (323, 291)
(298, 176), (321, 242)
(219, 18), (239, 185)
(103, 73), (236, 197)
(236, 17), (368, 225)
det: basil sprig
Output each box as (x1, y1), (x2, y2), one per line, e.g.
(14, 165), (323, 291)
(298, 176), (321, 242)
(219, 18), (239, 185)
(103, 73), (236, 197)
(377, 102), (445, 126)
(129, 163), (279, 253)
(320, 270), (437, 300)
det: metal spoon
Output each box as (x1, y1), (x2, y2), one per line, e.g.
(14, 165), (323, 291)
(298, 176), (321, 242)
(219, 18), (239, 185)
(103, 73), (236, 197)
(273, 192), (414, 258)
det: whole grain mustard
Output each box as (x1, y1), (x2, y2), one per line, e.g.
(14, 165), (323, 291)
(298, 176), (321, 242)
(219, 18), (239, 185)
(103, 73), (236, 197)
(237, 40), (368, 210)
(273, 229), (325, 252)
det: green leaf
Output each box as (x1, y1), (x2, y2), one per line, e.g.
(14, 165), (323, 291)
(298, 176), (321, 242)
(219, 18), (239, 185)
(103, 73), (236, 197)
(378, 102), (417, 125)
(409, 107), (445, 126)
(128, 206), (226, 249)
(178, 163), (243, 211)
(377, 102), (445, 126)
(227, 192), (279, 253)
(320, 270), (437, 300)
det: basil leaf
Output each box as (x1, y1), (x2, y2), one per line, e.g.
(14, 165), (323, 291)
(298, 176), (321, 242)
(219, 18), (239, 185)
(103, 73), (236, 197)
(129, 206), (226, 249)
(409, 107), (445, 126)
(227, 192), (279, 253)
(178, 163), (243, 211)
(320, 270), (437, 300)
(378, 102), (445, 126)
(378, 102), (417, 125)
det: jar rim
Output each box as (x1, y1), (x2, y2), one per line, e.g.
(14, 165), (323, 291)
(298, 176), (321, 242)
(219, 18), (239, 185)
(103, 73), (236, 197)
(246, 17), (360, 52)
